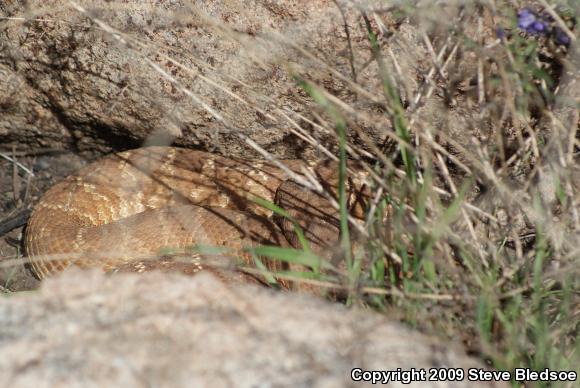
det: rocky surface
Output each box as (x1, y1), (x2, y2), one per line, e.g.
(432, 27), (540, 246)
(0, 0), (491, 158)
(0, 0), (377, 156)
(0, 270), (508, 388)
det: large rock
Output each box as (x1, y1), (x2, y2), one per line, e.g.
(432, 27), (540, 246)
(0, 270), (507, 387)
(0, 0), (373, 156)
(0, 0), (490, 158)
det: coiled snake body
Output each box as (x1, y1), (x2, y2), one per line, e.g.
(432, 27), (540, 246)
(25, 146), (365, 286)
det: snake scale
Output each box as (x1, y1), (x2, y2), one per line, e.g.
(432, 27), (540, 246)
(25, 146), (367, 287)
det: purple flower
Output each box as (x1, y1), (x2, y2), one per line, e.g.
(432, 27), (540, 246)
(513, 7), (575, 46)
(517, 9), (551, 35)
(518, 9), (537, 30)
(531, 21), (549, 35)
(554, 28), (571, 46)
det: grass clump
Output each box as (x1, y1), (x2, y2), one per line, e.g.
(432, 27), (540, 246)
(256, 2), (579, 386)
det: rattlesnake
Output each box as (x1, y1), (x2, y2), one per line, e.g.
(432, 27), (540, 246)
(25, 146), (367, 287)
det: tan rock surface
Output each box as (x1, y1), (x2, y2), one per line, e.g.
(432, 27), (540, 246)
(1, 0), (375, 156)
(1, 1), (487, 158)
(0, 270), (508, 387)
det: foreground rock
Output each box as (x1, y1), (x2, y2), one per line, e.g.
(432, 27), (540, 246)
(0, 270), (506, 387)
